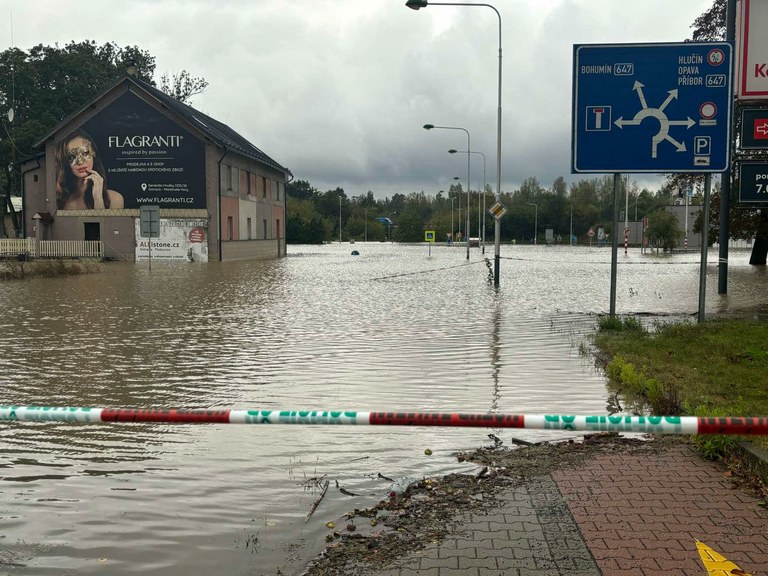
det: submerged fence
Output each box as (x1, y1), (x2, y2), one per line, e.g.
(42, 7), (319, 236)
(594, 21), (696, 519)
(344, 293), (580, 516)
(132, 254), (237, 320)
(1, 406), (767, 436)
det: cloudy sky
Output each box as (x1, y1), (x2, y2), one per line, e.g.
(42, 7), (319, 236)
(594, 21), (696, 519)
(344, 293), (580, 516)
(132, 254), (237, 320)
(3, 0), (714, 198)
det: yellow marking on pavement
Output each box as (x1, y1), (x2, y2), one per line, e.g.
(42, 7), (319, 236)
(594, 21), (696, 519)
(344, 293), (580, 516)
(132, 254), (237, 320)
(696, 540), (752, 575)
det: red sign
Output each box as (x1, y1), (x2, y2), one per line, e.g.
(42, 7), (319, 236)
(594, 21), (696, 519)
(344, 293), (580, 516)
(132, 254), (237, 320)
(188, 227), (206, 243)
(754, 118), (768, 140)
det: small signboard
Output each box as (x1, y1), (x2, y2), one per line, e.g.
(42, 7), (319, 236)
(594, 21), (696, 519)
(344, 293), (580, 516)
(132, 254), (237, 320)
(424, 230), (435, 242)
(139, 205), (160, 238)
(739, 162), (768, 203)
(740, 108), (768, 149)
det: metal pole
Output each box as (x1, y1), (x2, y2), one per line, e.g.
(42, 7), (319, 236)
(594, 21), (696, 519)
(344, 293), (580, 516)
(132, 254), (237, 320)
(339, 196), (342, 243)
(699, 174), (712, 323)
(610, 173), (620, 317)
(719, 0), (737, 295)
(624, 175), (629, 255)
(570, 203), (573, 245)
(493, 7), (502, 287)
(365, 208), (368, 242)
(481, 153), (486, 253)
(466, 131), (471, 260)
(684, 185), (689, 250)
(451, 196), (454, 243)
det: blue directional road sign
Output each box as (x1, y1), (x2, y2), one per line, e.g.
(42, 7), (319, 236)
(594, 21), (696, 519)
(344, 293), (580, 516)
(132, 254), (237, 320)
(572, 42), (733, 173)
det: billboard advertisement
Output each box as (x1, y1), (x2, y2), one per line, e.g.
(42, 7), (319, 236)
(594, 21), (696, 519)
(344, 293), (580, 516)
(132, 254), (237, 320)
(134, 218), (209, 262)
(55, 91), (206, 210)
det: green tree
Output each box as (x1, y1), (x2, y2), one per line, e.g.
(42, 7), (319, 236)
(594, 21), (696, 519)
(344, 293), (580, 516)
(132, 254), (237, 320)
(646, 208), (683, 252)
(159, 70), (208, 104)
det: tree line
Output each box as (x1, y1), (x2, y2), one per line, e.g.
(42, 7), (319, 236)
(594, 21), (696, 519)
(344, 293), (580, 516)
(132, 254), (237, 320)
(286, 176), (689, 246)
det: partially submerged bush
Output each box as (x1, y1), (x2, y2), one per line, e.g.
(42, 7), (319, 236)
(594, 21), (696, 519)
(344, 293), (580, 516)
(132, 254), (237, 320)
(0, 259), (102, 280)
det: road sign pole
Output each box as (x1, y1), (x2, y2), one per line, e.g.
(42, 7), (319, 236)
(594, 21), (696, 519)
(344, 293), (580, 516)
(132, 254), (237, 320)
(610, 173), (621, 318)
(698, 174), (712, 322)
(719, 0), (737, 295)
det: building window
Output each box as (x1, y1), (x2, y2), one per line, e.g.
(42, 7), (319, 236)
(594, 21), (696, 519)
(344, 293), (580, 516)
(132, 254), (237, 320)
(276, 182), (281, 201)
(226, 166), (233, 190)
(246, 171), (251, 196)
(276, 219), (281, 238)
(263, 219), (268, 239)
(227, 216), (233, 240)
(262, 177), (267, 198)
(247, 218), (252, 240)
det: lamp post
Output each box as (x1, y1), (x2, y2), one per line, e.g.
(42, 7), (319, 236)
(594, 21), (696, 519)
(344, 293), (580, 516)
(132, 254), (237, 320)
(408, 0), (502, 286)
(339, 194), (342, 243)
(450, 195), (455, 244)
(365, 207), (369, 243)
(525, 201), (537, 245)
(452, 176), (463, 241)
(424, 124), (470, 260)
(450, 148), (485, 253)
(388, 212), (397, 242)
(570, 202), (573, 246)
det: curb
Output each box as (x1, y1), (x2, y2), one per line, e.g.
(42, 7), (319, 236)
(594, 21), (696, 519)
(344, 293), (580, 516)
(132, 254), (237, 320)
(738, 440), (768, 484)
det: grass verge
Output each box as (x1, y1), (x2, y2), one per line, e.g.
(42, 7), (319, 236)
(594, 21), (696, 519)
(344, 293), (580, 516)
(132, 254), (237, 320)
(593, 315), (768, 478)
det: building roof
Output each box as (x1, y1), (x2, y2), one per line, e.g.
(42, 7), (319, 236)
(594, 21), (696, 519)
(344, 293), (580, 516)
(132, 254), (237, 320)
(36, 75), (292, 178)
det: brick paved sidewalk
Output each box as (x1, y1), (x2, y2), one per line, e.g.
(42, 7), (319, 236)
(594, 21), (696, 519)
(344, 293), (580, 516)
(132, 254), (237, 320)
(373, 442), (768, 576)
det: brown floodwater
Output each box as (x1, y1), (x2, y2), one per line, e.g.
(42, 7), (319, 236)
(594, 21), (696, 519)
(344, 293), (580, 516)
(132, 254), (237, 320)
(0, 243), (764, 575)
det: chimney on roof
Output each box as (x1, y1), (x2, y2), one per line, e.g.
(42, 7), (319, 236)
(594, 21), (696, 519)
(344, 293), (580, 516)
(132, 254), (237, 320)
(126, 62), (138, 77)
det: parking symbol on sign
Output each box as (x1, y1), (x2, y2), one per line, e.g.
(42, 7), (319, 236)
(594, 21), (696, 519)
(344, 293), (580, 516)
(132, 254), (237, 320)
(586, 106), (612, 131)
(694, 136), (711, 156)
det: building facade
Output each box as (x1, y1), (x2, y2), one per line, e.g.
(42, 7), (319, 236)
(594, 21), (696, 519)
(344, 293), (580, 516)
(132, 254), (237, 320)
(21, 74), (291, 262)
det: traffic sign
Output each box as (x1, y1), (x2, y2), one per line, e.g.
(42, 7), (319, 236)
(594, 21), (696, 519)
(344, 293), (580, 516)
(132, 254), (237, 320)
(572, 42), (733, 173)
(424, 230), (435, 242)
(739, 162), (768, 203)
(740, 108), (768, 149)
(488, 201), (507, 220)
(139, 205), (160, 238)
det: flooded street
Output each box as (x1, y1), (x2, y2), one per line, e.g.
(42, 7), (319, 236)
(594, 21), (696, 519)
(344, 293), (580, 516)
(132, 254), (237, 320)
(0, 243), (764, 575)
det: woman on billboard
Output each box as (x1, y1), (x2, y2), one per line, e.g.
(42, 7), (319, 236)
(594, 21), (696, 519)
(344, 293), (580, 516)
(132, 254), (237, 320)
(55, 129), (124, 210)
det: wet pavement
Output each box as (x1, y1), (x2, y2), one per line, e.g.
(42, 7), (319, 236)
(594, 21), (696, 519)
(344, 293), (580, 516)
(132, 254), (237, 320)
(365, 441), (768, 576)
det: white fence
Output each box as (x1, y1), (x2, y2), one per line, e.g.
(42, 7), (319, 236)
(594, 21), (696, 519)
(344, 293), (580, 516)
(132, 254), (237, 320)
(0, 238), (104, 259)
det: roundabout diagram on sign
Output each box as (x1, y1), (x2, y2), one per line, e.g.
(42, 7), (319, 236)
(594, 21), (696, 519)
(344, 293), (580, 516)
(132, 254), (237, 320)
(613, 81), (695, 158)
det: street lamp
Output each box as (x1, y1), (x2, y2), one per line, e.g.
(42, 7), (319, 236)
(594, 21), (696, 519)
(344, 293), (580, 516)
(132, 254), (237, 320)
(526, 201), (537, 245)
(365, 207), (369, 243)
(388, 211), (397, 242)
(450, 148), (486, 253)
(424, 123), (470, 260)
(408, 0), (503, 286)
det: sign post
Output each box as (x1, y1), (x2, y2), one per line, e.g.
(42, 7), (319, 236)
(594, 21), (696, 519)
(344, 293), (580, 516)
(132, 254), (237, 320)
(139, 205), (160, 270)
(424, 230), (435, 257)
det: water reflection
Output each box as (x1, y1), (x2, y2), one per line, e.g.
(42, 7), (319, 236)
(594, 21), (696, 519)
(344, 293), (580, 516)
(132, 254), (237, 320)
(0, 244), (764, 575)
